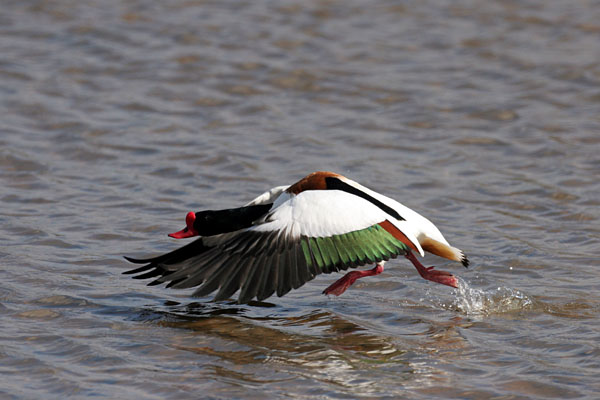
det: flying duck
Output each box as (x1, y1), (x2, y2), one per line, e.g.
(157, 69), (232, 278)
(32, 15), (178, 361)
(124, 171), (469, 303)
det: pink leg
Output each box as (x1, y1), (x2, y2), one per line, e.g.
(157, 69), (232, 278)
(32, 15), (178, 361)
(405, 252), (458, 288)
(323, 263), (384, 296)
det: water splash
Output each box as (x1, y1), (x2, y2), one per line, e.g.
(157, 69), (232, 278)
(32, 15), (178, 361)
(436, 277), (534, 316)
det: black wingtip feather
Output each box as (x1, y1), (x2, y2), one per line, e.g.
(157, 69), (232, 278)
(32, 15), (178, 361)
(123, 264), (154, 275)
(124, 256), (151, 264)
(132, 269), (163, 280)
(461, 253), (470, 268)
(165, 278), (186, 288)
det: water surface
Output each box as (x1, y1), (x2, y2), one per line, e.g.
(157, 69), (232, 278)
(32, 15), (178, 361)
(1, 0), (599, 398)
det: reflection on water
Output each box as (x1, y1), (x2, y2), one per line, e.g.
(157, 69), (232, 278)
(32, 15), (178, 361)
(141, 300), (469, 396)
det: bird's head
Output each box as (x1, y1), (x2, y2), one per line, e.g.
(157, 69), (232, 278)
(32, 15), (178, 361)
(168, 210), (227, 239)
(169, 211), (199, 239)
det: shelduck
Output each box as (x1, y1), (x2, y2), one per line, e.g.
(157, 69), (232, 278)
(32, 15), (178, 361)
(125, 172), (469, 304)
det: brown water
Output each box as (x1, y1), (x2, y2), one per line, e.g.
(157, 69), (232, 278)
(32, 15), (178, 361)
(2, 0), (599, 398)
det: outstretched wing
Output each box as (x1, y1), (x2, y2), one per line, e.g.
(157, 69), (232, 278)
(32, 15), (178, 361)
(126, 190), (418, 303)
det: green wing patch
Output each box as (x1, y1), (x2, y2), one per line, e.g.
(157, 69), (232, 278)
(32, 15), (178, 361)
(300, 224), (409, 272)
